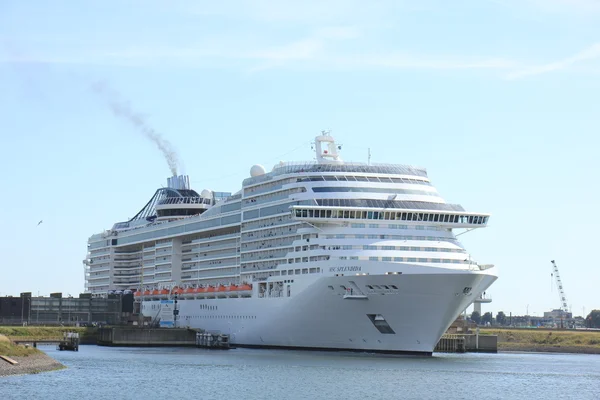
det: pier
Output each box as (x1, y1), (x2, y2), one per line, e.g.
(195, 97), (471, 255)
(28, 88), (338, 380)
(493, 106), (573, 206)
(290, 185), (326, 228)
(12, 332), (80, 351)
(435, 333), (497, 353)
(195, 332), (231, 349)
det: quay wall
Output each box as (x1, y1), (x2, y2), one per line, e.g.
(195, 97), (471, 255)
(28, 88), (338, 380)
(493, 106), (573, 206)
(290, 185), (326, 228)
(97, 327), (196, 346)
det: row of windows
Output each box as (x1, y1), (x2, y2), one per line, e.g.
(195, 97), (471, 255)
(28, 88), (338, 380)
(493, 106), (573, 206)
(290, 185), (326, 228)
(117, 215), (239, 246)
(340, 256), (466, 264)
(244, 187), (305, 205)
(201, 201), (242, 218)
(349, 223), (445, 231)
(312, 187), (438, 197)
(274, 163), (428, 178)
(330, 284), (400, 291)
(323, 233), (459, 243)
(157, 208), (203, 218)
(242, 225), (296, 241)
(184, 315), (256, 320)
(294, 208), (487, 225)
(355, 245), (463, 253)
(242, 214), (294, 231)
(298, 175), (431, 185)
(315, 199), (464, 212)
(243, 177), (297, 196)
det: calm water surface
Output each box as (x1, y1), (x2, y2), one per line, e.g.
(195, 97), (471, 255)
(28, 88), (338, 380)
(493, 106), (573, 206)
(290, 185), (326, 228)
(1, 346), (598, 400)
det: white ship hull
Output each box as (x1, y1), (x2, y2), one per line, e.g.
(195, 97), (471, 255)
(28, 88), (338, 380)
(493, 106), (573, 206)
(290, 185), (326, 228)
(142, 264), (497, 354)
(91, 132), (498, 355)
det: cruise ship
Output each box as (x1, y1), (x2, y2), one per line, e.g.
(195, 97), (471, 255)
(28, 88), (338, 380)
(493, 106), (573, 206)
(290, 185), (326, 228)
(84, 132), (497, 355)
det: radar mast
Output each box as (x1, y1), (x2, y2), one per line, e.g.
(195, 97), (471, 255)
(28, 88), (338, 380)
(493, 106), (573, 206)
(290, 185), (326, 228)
(314, 130), (343, 164)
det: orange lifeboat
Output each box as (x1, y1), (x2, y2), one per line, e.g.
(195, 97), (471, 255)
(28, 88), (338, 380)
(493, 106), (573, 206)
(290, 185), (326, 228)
(206, 286), (215, 293)
(227, 285), (238, 292)
(238, 284), (252, 291)
(217, 285), (227, 292)
(143, 290), (151, 296)
(160, 289), (169, 295)
(173, 287), (183, 295)
(151, 289), (160, 296)
(134, 291), (142, 297)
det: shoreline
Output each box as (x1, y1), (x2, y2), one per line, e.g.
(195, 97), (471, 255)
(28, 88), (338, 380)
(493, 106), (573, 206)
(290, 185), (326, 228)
(498, 345), (600, 355)
(0, 352), (65, 377)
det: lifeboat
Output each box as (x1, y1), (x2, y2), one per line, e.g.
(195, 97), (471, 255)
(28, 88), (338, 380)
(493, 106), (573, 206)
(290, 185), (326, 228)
(133, 291), (142, 297)
(173, 287), (183, 295)
(194, 287), (206, 293)
(206, 286), (215, 293)
(226, 285), (238, 292)
(143, 290), (151, 296)
(160, 289), (169, 295)
(151, 289), (160, 296)
(184, 287), (196, 294)
(217, 285), (227, 292)
(237, 284), (252, 297)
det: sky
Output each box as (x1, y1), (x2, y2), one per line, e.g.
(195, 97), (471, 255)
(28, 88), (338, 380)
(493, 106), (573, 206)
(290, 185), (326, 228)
(0, 0), (598, 317)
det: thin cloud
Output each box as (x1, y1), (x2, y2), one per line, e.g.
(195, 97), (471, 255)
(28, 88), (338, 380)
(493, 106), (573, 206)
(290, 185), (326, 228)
(506, 42), (600, 80)
(1, 26), (517, 74)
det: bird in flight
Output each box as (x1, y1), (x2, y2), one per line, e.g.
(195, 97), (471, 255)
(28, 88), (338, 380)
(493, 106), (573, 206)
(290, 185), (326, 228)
(37, 220), (43, 226)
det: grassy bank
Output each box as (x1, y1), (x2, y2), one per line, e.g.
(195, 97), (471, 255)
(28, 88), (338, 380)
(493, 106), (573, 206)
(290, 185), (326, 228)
(0, 335), (39, 357)
(480, 328), (600, 354)
(0, 335), (65, 377)
(0, 326), (97, 343)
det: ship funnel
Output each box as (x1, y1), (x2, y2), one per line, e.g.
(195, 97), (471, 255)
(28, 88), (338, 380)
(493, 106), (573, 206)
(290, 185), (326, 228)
(167, 175), (190, 190)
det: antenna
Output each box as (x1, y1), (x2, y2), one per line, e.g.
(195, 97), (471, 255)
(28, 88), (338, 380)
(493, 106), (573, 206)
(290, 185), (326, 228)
(368, 148), (371, 165)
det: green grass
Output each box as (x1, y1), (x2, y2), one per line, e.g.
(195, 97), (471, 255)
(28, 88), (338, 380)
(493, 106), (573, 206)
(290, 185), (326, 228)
(480, 329), (600, 349)
(0, 326), (96, 341)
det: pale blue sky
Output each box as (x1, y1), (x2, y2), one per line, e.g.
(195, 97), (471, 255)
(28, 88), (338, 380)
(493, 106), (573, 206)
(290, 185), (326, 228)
(1, 0), (598, 317)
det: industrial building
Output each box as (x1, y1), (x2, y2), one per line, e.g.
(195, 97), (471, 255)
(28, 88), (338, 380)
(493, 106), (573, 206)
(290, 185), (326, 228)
(0, 292), (134, 326)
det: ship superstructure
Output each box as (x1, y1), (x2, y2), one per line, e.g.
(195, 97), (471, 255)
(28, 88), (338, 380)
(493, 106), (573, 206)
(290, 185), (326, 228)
(84, 132), (497, 354)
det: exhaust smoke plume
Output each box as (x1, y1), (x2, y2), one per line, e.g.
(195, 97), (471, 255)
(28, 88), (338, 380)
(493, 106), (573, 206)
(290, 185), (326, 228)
(92, 81), (179, 176)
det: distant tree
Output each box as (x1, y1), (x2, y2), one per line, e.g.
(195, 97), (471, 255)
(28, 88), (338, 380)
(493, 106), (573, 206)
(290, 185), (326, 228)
(496, 311), (507, 326)
(586, 310), (600, 328)
(471, 311), (481, 324)
(482, 312), (493, 325)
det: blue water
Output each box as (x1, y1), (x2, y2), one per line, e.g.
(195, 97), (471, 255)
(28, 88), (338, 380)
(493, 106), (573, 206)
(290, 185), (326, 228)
(1, 346), (598, 399)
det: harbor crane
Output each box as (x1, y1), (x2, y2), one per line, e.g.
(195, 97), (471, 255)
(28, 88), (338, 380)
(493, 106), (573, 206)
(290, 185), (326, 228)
(550, 260), (569, 313)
